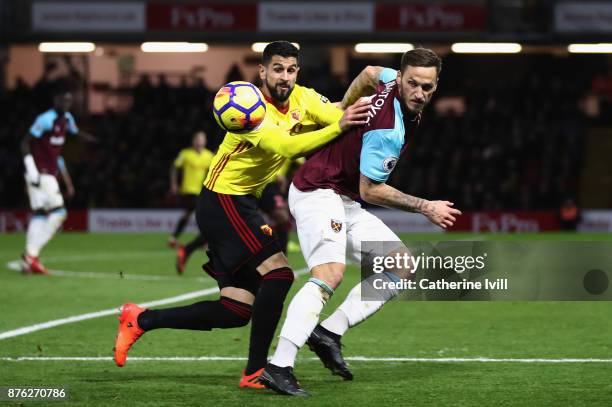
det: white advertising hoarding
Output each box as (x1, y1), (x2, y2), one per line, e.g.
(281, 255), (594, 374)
(258, 2), (374, 32)
(88, 209), (198, 233)
(32, 2), (145, 32)
(555, 2), (612, 33)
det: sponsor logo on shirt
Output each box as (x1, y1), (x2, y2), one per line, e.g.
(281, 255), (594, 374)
(366, 81), (395, 125)
(49, 136), (65, 146)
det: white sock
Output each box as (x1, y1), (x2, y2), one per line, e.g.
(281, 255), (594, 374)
(26, 215), (47, 257)
(271, 337), (299, 368)
(26, 209), (66, 257)
(324, 273), (400, 334)
(38, 209), (66, 253)
(271, 280), (331, 367)
(320, 309), (350, 336)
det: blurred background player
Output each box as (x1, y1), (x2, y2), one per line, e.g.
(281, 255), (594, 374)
(261, 48), (460, 396)
(20, 89), (95, 274)
(169, 131), (214, 273)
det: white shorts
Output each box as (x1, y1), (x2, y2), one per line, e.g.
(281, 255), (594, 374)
(289, 183), (403, 271)
(26, 174), (64, 211)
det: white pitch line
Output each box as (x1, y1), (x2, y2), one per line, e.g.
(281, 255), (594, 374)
(0, 268), (308, 341)
(0, 287), (219, 341)
(2, 356), (611, 363)
(5, 260), (207, 282)
(42, 251), (171, 263)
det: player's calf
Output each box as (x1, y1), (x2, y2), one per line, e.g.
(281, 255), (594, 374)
(114, 298), (252, 367)
(136, 297), (252, 331)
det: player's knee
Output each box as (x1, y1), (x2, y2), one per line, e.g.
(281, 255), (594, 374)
(219, 297), (252, 327)
(48, 207), (67, 229)
(312, 263), (345, 290)
(257, 252), (289, 275)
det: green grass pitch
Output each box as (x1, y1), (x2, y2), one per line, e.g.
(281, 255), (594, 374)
(1, 232), (612, 406)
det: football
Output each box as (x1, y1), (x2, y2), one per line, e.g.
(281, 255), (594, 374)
(212, 81), (266, 133)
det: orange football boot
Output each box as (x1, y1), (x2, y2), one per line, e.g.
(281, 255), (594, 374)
(167, 236), (177, 249)
(176, 245), (186, 275)
(114, 303), (146, 367)
(239, 368), (266, 389)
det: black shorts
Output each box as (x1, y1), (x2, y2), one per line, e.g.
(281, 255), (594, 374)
(196, 187), (281, 294)
(258, 181), (288, 214)
(179, 193), (198, 211)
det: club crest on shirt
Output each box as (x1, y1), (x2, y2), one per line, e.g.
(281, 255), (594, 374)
(291, 110), (301, 121)
(260, 224), (273, 236)
(382, 156), (398, 173)
(330, 219), (343, 233)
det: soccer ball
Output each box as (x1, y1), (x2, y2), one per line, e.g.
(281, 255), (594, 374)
(213, 81), (266, 133)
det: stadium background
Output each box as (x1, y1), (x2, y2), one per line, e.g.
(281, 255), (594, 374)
(0, 0), (611, 233)
(1, 1), (612, 405)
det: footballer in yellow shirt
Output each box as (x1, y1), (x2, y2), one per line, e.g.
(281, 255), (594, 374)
(168, 131), (213, 248)
(113, 41), (371, 388)
(254, 85), (322, 254)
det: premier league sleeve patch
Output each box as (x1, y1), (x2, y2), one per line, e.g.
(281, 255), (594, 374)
(382, 156), (398, 173)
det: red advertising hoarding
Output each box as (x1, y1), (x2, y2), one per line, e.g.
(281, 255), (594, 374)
(376, 3), (486, 31)
(147, 3), (257, 31)
(449, 212), (560, 233)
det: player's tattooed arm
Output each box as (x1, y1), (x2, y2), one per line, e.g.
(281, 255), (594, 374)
(341, 66), (384, 109)
(359, 174), (462, 229)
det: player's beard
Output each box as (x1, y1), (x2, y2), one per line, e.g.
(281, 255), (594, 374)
(265, 80), (293, 103)
(398, 86), (426, 114)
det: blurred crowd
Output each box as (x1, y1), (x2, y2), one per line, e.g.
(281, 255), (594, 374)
(390, 54), (589, 210)
(0, 54), (606, 211)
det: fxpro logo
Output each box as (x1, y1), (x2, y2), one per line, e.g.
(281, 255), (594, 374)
(365, 81), (395, 125)
(473, 214), (539, 232)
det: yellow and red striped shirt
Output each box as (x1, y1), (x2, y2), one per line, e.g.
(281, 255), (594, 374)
(203, 84), (342, 197)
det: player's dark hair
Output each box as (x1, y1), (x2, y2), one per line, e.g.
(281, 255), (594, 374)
(52, 86), (71, 100)
(400, 48), (442, 75)
(192, 130), (206, 140)
(262, 41), (299, 65)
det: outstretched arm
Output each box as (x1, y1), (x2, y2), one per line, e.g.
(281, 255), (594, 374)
(76, 130), (97, 143)
(359, 174), (461, 229)
(341, 66), (385, 109)
(258, 98), (371, 159)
